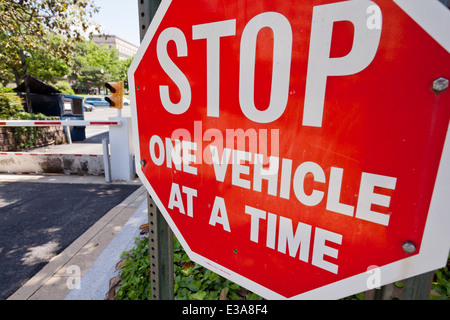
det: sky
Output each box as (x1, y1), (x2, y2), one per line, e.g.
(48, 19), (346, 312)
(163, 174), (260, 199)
(92, 0), (141, 47)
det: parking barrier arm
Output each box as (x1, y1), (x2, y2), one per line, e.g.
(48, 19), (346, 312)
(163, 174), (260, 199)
(0, 120), (122, 127)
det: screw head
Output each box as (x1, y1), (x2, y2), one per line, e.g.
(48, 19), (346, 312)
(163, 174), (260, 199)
(402, 241), (416, 253)
(432, 78), (449, 92)
(140, 160), (146, 167)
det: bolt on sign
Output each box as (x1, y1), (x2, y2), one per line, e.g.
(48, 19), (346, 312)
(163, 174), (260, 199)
(129, 0), (450, 299)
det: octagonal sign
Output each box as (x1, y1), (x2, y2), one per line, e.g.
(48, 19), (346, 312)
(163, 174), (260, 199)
(129, 0), (450, 299)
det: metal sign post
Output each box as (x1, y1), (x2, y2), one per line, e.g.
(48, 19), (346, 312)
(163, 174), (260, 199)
(146, 193), (174, 300)
(137, 0), (174, 300)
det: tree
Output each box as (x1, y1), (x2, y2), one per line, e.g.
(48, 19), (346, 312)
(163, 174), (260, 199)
(70, 40), (127, 93)
(118, 57), (133, 91)
(0, 0), (100, 86)
(26, 34), (72, 84)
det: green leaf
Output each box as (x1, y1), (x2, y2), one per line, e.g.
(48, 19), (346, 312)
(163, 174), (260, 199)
(227, 290), (241, 300)
(435, 269), (443, 281)
(355, 292), (365, 300)
(187, 280), (202, 292)
(208, 272), (220, 282)
(230, 283), (240, 290)
(176, 288), (189, 300)
(207, 291), (219, 300)
(181, 267), (193, 276)
(246, 293), (260, 300)
(189, 290), (207, 300)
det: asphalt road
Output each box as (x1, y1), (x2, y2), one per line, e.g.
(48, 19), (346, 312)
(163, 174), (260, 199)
(0, 181), (139, 300)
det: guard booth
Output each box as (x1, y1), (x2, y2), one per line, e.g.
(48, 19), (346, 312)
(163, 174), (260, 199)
(14, 76), (86, 141)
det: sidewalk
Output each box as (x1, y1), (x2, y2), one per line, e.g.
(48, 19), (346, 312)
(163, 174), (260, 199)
(66, 197), (148, 300)
(6, 174), (147, 300)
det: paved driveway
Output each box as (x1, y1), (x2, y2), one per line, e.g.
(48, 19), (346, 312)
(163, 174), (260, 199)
(0, 181), (139, 300)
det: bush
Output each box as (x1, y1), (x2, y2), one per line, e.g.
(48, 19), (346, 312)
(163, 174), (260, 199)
(54, 81), (75, 95)
(115, 236), (151, 300)
(10, 112), (61, 150)
(0, 92), (62, 150)
(0, 92), (24, 119)
(115, 236), (263, 300)
(0, 84), (14, 93)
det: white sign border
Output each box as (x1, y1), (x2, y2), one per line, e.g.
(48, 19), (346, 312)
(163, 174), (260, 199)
(128, 0), (450, 300)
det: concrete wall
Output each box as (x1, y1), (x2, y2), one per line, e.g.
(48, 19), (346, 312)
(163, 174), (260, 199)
(0, 153), (104, 175)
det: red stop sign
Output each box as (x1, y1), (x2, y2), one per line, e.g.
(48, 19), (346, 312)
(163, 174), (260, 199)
(129, 0), (450, 299)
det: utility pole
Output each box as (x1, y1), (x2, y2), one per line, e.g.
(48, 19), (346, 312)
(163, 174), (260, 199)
(19, 49), (32, 113)
(137, 0), (174, 300)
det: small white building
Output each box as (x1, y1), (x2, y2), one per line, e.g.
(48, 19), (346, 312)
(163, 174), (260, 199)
(92, 35), (138, 60)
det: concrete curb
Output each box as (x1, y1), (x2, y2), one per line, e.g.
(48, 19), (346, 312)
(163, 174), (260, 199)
(7, 185), (147, 300)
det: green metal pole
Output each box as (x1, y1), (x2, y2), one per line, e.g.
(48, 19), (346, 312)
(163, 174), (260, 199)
(147, 193), (174, 300)
(138, 0), (173, 300)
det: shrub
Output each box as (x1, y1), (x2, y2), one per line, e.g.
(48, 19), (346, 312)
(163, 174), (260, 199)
(115, 236), (263, 300)
(54, 81), (75, 95)
(0, 92), (62, 150)
(115, 236), (151, 300)
(0, 92), (24, 119)
(9, 112), (60, 150)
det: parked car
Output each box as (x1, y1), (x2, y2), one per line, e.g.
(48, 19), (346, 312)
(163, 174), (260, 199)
(83, 103), (95, 112)
(84, 97), (111, 107)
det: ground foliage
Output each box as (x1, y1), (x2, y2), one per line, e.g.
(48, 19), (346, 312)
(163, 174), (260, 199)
(114, 232), (449, 300)
(115, 235), (262, 301)
(431, 256), (450, 300)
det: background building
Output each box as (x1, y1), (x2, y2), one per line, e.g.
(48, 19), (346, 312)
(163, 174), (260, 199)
(92, 35), (138, 60)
